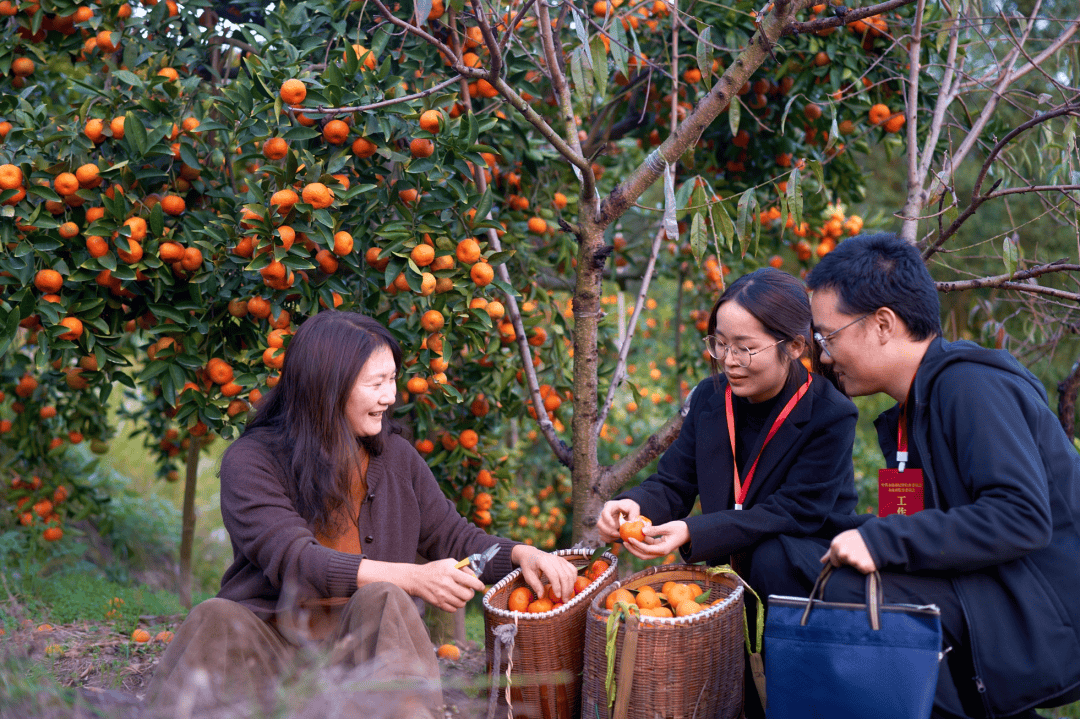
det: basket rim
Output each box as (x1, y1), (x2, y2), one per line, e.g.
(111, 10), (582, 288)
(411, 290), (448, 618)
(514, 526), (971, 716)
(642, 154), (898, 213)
(590, 566), (745, 625)
(483, 547), (617, 619)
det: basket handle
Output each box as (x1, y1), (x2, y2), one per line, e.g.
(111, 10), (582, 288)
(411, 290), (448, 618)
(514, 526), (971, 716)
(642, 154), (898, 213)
(612, 610), (640, 719)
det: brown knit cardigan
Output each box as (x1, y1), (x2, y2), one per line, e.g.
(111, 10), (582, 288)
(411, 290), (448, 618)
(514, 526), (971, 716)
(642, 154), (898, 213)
(217, 427), (517, 619)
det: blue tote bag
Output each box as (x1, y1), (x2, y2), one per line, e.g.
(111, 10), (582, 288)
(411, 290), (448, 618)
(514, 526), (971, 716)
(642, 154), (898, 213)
(763, 566), (942, 719)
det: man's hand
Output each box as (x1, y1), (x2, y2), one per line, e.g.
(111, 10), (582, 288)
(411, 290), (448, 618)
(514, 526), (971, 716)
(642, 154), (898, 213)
(821, 529), (877, 574)
(596, 499), (641, 543)
(623, 520), (689, 560)
(511, 545), (578, 602)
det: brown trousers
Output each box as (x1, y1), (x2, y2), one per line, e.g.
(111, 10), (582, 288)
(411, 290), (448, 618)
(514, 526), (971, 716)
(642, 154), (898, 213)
(143, 582), (441, 718)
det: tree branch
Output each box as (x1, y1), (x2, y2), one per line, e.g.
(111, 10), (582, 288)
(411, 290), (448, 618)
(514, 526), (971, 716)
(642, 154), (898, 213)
(898, 0), (927, 244)
(299, 75), (463, 114)
(598, 0), (809, 225)
(596, 226), (666, 434)
(783, 0), (917, 35)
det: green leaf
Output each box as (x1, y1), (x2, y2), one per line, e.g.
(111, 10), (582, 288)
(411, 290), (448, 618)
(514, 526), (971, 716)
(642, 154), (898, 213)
(736, 190), (757, 257)
(149, 202), (165, 237)
(786, 168), (803, 228)
(696, 27), (712, 86)
(283, 125), (321, 141)
(474, 187), (493, 223)
(728, 96), (740, 138)
(690, 212), (707, 266)
(611, 22), (628, 79)
(806, 159), (825, 189)
(125, 111), (148, 155)
(712, 200), (735, 251)
(112, 70), (144, 88)
(416, 0), (432, 24)
(0, 305), (19, 359)
(1003, 236), (1018, 276)
(591, 35), (608, 98)
(779, 94), (798, 136)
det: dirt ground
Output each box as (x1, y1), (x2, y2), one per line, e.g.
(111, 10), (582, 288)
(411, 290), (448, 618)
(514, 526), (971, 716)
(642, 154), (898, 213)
(1, 619), (494, 719)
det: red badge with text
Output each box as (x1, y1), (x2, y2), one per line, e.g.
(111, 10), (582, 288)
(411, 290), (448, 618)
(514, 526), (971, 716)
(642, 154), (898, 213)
(878, 469), (924, 516)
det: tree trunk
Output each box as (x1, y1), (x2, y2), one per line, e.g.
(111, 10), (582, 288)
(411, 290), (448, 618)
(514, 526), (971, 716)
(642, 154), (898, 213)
(179, 439), (199, 610)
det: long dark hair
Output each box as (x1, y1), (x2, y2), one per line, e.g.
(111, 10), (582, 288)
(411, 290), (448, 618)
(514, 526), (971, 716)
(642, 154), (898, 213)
(243, 311), (402, 535)
(706, 268), (835, 390)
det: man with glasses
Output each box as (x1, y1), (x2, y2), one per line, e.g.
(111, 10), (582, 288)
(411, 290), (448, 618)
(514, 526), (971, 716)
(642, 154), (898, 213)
(805, 233), (1080, 719)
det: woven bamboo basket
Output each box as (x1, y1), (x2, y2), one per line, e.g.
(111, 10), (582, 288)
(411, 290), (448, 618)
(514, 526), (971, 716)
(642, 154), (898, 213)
(483, 548), (619, 719)
(580, 564), (745, 719)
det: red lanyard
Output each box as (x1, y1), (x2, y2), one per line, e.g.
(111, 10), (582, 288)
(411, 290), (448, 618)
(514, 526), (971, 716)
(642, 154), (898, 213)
(896, 371), (917, 472)
(725, 374), (813, 510)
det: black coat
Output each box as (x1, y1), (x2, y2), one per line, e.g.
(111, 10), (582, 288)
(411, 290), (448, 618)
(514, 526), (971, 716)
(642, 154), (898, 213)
(859, 338), (1080, 716)
(619, 368), (862, 564)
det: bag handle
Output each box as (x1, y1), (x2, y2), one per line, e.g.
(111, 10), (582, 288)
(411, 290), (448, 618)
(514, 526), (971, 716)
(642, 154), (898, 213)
(800, 565), (884, 631)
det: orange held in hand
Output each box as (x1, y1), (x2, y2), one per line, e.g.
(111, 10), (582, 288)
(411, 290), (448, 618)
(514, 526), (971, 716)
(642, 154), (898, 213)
(619, 515), (652, 543)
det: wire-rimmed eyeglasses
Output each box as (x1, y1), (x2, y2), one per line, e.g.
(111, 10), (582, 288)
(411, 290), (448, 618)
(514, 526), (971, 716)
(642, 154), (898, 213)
(702, 336), (787, 368)
(813, 313), (872, 358)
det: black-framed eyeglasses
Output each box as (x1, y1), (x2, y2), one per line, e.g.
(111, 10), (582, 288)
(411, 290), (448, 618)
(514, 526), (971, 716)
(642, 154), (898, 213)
(702, 336), (787, 368)
(813, 313), (873, 358)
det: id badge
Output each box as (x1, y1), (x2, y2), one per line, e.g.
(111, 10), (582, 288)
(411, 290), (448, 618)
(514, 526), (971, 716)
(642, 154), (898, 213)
(878, 468), (924, 517)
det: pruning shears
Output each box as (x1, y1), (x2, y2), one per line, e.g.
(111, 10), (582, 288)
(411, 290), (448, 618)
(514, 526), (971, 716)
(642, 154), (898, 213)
(454, 543), (500, 575)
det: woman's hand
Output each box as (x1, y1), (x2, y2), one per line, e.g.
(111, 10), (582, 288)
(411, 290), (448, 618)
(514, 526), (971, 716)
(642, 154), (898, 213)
(623, 520), (690, 560)
(596, 499), (642, 543)
(405, 558), (486, 612)
(511, 545), (579, 603)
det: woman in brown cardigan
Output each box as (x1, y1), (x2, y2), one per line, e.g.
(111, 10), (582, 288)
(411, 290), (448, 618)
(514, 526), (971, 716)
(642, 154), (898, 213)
(145, 311), (576, 718)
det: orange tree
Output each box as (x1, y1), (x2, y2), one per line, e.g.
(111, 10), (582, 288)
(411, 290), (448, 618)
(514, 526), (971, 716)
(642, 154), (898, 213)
(10, 0), (1076, 594)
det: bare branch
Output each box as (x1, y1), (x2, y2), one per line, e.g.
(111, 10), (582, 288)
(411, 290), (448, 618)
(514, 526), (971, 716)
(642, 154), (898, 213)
(783, 0), (917, 35)
(368, 0), (458, 62)
(299, 76), (463, 114)
(898, 0), (927, 244)
(596, 226), (666, 435)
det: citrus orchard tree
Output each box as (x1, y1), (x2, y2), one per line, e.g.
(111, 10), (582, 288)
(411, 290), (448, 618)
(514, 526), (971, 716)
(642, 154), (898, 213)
(3, 0), (1079, 602)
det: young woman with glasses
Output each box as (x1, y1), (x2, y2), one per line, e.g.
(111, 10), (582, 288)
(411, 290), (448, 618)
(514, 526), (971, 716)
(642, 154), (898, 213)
(596, 266), (864, 600)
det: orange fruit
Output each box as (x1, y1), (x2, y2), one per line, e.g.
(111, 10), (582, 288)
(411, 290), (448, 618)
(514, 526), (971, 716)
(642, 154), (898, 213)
(207, 358), (234, 385)
(323, 119), (350, 145)
(263, 347), (285, 369)
(508, 586), (533, 612)
(131, 628), (151, 643)
(553, 192), (568, 209)
(34, 268), (64, 293)
(157, 66), (179, 82)
(574, 575), (591, 595)
(351, 136), (377, 158)
(636, 587), (661, 610)
(586, 560), (610, 580)
(117, 239), (143, 264)
(58, 316), (83, 341)
(653, 607), (674, 618)
(527, 217), (547, 234)
(459, 429), (479, 450)
(263, 137), (288, 159)
(333, 231), (354, 256)
(410, 137), (435, 158)
(398, 188), (418, 204)
(605, 588), (636, 611)
(109, 115), (125, 139)
(456, 237), (481, 264)
(436, 643), (461, 660)
(280, 78), (306, 105)
(345, 44), (377, 70)
(420, 310), (445, 332)
(411, 243), (435, 267)
(868, 103), (891, 126)
(96, 29), (118, 52)
(54, 172), (79, 196)
(0, 164), (22, 190)
(470, 262), (494, 287)
(406, 376), (429, 394)
(11, 57), (34, 77)
(419, 109), (442, 134)
(86, 235), (109, 257)
(75, 163), (101, 189)
(302, 182), (333, 209)
(161, 194), (185, 215)
(675, 599), (702, 617)
(270, 188), (299, 213)
(527, 598), (554, 614)
(884, 113), (906, 133)
(619, 516), (652, 543)
(666, 583), (694, 605)
(43, 527), (63, 541)
(58, 221), (79, 239)
(123, 216), (147, 241)
(155, 630), (174, 643)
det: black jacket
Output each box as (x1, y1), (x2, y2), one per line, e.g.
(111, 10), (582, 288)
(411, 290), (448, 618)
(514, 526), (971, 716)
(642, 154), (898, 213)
(859, 338), (1080, 716)
(619, 368), (862, 564)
